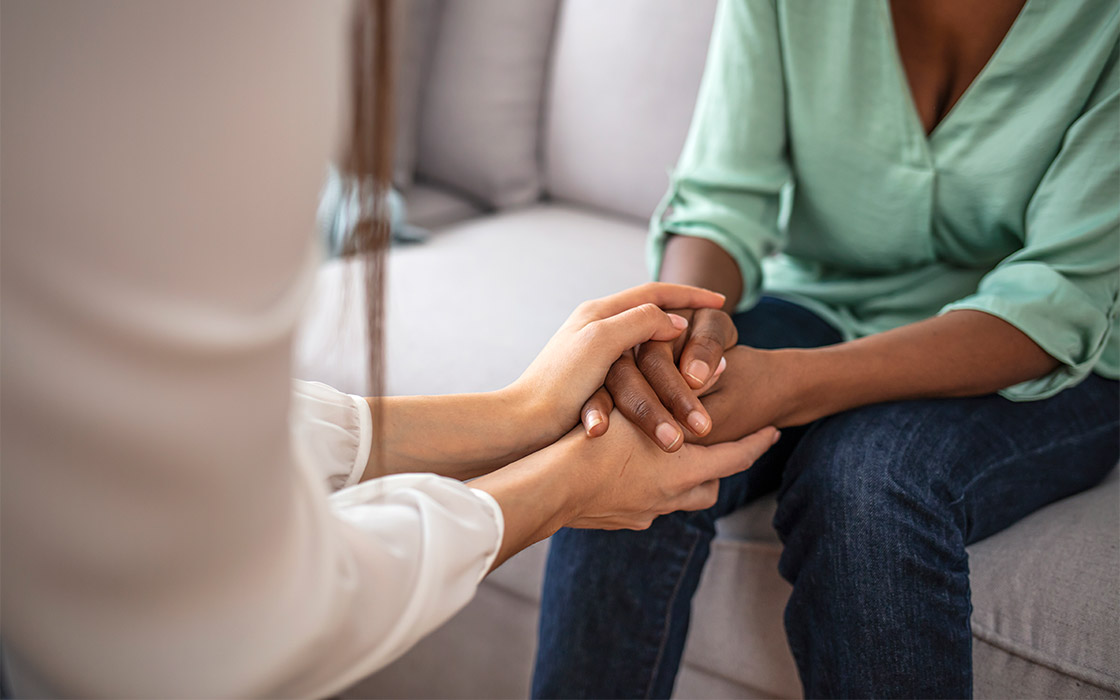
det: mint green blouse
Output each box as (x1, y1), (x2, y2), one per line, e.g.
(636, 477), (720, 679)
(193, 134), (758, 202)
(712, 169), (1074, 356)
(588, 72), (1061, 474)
(649, 0), (1119, 401)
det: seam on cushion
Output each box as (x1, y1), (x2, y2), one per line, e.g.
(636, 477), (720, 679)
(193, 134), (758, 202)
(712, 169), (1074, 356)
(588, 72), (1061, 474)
(971, 620), (1120, 693)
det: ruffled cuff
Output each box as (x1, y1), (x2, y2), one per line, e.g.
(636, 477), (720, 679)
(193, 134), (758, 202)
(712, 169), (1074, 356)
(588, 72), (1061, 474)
(290, 379), (372, 491)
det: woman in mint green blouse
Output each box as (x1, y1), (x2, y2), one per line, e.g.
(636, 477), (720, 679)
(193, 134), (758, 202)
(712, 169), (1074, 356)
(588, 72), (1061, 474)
(535, 1), (1119, 697)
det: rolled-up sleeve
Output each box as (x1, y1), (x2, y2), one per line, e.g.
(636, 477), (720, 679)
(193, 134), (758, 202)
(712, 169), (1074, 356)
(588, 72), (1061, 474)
(940, 59), (1120, 401)
(648, 0), (790, 311)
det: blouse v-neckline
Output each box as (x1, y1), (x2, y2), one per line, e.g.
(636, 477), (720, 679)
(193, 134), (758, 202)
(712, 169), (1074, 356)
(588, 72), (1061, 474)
(880, 0), (1035, 152)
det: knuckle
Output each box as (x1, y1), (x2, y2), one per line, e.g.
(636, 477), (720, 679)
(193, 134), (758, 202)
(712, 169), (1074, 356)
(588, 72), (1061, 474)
(605, 356), (636, 387)
(625, 394), (659, 422)
(573, 299), (599, 320)
(635, 302), (662, 324)
(635, 345), (671, 374)
(691, 335), (723, 359)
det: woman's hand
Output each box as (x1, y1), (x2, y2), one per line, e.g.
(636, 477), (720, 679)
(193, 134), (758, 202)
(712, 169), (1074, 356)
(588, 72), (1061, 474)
(471, 411), (780, 569)
(687, 345), (806, 445)
(560, 413), (778, 530)
(579, 307), (738, 451)
(507, 283), (726, 447)
(374, 283), (726, 482)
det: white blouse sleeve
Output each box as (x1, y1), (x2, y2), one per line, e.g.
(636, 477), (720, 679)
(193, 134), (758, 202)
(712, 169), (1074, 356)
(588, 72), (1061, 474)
(290, 379), (373, 491)
(0, 3), (502, 698)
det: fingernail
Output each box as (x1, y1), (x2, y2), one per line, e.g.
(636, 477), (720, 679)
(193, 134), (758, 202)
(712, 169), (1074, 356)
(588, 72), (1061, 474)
(714, 356), (727, 376)
(655, 422), (681, 450)
(668, 313), (688, 330)
(685, 359), (710, 384)
(585, 409), (604, 433)
(771, 429), (781, 445)
(687, 410), (709, 435)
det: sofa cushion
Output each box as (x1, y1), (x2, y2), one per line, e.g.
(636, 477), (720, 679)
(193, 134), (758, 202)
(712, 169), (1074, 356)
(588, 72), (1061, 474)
(404, 181), (485, 230)
(415, 0), (559, 209)
(969, 466), (1120, 698)
(392, 0), (439, 188)
(543, 0), (717, 222)
(382, 204), (648, 396)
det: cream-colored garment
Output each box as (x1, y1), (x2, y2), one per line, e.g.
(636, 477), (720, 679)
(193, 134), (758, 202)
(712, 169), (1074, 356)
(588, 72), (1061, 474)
(0, 2), (502, 697)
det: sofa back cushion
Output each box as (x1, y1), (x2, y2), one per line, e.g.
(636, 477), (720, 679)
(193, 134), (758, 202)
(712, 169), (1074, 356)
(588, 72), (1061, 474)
(415, 0), (559, 209)
(393, 0), (439, 188)
(543, 0), (718, 222)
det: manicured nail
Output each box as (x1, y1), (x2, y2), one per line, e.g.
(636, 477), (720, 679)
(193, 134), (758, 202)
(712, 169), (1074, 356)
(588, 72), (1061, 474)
(687, 410), (709, 435)
(713, 356), (727, 376)
(585, 409), (604, 433)
(668, 313), (689, 330)
(771, 429), (781, 445)
(685, 359), (710, 385)
(655, 422), (681, 450)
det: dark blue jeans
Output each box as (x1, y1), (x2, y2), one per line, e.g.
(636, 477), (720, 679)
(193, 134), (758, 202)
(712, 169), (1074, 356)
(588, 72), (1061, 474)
(533, 296), (1119, 699)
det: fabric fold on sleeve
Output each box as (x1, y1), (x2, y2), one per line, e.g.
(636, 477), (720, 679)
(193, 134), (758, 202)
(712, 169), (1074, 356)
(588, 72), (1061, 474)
(290, 379), (373, 491)
(940, 261), (1116, 400)
(940, 60), (1119, 401)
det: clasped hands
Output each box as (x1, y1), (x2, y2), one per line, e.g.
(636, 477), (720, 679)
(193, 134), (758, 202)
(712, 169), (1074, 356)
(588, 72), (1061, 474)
(577, 305), (797, 456)
(491, 283), (789, 532)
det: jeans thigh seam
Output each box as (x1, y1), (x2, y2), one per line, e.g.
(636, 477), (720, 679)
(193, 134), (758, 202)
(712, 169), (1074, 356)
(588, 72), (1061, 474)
(644, 525), (702, 699)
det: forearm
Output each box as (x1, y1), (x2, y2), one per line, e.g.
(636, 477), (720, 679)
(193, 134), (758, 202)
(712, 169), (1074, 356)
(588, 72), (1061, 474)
(470, 434), (582, 572)
(659, 235), (743, 313)
(367, 387), (554, 481)
(778, 309), (1060, 425)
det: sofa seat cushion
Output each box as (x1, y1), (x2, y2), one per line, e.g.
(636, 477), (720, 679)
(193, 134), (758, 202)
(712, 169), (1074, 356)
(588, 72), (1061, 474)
(969, 466), (1120, 698)
(382, 203), (649, 396)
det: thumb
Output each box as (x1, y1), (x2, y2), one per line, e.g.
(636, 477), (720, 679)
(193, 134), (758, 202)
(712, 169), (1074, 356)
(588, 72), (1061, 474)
(587, 303), (687, 359)
(683, 426), (780, 483)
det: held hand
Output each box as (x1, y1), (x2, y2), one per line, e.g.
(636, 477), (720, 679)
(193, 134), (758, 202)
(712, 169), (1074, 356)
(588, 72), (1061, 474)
(508, 283), (726, 445)
(562, 412), (779, 530)
(580, 307), (738, 451)
(690, 345), (805, 445)
(470, 408), (779, 570)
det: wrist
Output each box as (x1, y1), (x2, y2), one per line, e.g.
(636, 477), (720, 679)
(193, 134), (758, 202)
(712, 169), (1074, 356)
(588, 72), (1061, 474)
(765, 347), (838, 426)
(499, 379), (570, 452)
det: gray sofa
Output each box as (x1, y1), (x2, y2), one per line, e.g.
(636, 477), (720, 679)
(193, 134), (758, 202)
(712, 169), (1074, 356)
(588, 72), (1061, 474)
(294, 1), (1120, 697)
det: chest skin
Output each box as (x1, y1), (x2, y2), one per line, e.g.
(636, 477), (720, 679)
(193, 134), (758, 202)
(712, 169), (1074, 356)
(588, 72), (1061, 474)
(889, 0), (1026, 135)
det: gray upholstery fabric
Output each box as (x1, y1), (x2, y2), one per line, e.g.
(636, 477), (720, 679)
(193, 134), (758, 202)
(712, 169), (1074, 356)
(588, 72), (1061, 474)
(416, 0), (559, 209)
(969, 466), (1120, 698)
(675, 665), (786, 700)
(382, 204), (647, 397)
(345, 583), (540, 700)
(294, 256), (368, 395)
(404, 181), (485, 230)
(543, 0), (717, 222)
(392, 0), (439, 187)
